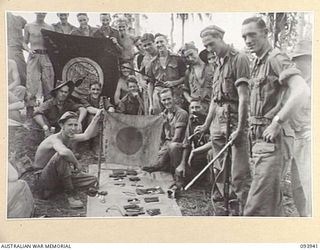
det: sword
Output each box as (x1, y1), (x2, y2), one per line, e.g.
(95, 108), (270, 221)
(184, 139), (233, 191)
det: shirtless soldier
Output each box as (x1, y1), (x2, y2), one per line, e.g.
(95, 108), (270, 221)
(23, 12), (54, 120)
(34, 110), (102, 208)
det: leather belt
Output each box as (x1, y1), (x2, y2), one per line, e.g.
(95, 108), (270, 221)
(249, 116), (272, 126)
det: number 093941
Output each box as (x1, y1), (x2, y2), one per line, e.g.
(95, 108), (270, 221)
(300, 244), (318, 248)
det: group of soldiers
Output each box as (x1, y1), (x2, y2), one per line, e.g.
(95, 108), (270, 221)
(7, 12), (311, 216)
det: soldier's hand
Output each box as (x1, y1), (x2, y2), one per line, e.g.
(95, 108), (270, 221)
(164, 81), (174, 88)
(72, 162), (83, 173)
(175, 164), (186, 178)
(108, 107), (115, 113)
(110, 37), (119, 45)
(263, 121), (281, 142)
(29, 49), (36, 58)
(95, 109), (104, 117)
(194, 124), (208, 134)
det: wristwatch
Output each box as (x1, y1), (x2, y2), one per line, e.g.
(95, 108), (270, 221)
(273, 115), (284, 125)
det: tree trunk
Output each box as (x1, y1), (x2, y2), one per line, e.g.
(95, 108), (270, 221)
(134, 13), (141, 36)
(297, 12), (305, 41)
(181, 15), (185, 46)
(170, 13), (175, 50)
(273, 13), (277, 47)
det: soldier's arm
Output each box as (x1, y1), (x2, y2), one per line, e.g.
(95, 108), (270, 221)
(146, 63), (155, 113)
(195, 98), (216, 133)
(52, 139), (79, 168)
(192, 141), (211, 155)
(8, 60), (21, 90)
(22, 24), (32, 52)
(276, 75), (309, 123)
(167, 76), (185, 88)
(73, 109), (103, 142)
(183, 70), (192, 103)
(172, 127), (186, 143)
(33, 101), (51, 133)
(271, 53), (310, 123)
(77, 107), (87, 125)
(263, 53), (309, 141)
(114, 80), (125, 105)
(236, 84), (250, 131)
(234, 53), (251, 132)
(172, 111), (188, 143)
(87, 106), (100, 114)
(113, 32), (123, 52)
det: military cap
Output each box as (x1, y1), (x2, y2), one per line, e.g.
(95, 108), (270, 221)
(200, 25), (225, 38)
(58, 111), (79, 126)
(141, 33), (155, 43)
(181, 42), (198, 54)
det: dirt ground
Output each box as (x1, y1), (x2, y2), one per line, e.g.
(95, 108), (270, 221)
(8, 125), (299, 218)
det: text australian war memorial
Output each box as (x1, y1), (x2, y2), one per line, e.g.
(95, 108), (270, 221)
(7, 12), (312, 218)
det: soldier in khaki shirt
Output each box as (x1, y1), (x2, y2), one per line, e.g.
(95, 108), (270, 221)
(241, 17), (309, 216)
(196, 25), (252, 212)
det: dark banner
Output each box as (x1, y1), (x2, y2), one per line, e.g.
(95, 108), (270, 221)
(41, 29), (120, 102)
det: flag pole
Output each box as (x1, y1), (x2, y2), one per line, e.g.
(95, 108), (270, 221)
(96, 96), (106, 189)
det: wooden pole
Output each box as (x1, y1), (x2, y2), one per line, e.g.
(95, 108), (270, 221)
(96, 96), (106, 188)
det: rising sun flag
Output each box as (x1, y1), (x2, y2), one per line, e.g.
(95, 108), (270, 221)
(104, 112), (165, 167)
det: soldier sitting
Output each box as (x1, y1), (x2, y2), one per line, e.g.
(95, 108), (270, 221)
(175, 98), (211, 183)
(143, 88), (188, 175)
(34, 110), (102, 208)
(33, 80), (87, 137)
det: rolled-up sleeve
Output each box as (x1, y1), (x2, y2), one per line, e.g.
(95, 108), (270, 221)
(270, 53), (301, 85)
(175, 110), (188, 129)
(234, 53), (250, 87)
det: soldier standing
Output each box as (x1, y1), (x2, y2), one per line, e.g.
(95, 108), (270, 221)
(241, 17), (309, 216)
(23, 12), (54, 120)
(195, 25), (252, 212)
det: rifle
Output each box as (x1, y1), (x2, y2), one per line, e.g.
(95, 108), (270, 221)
(121, 65), (166, 87)
(184, 139), (233, 191)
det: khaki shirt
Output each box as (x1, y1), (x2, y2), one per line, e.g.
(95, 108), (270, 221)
(250, 45), (301, 139)
(146, 52), (186, 87)
(184, 63), (213, 110)
(211, 46), (250, 137)
(162, 106), (188, 142)
(212, 46), (250, 113)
